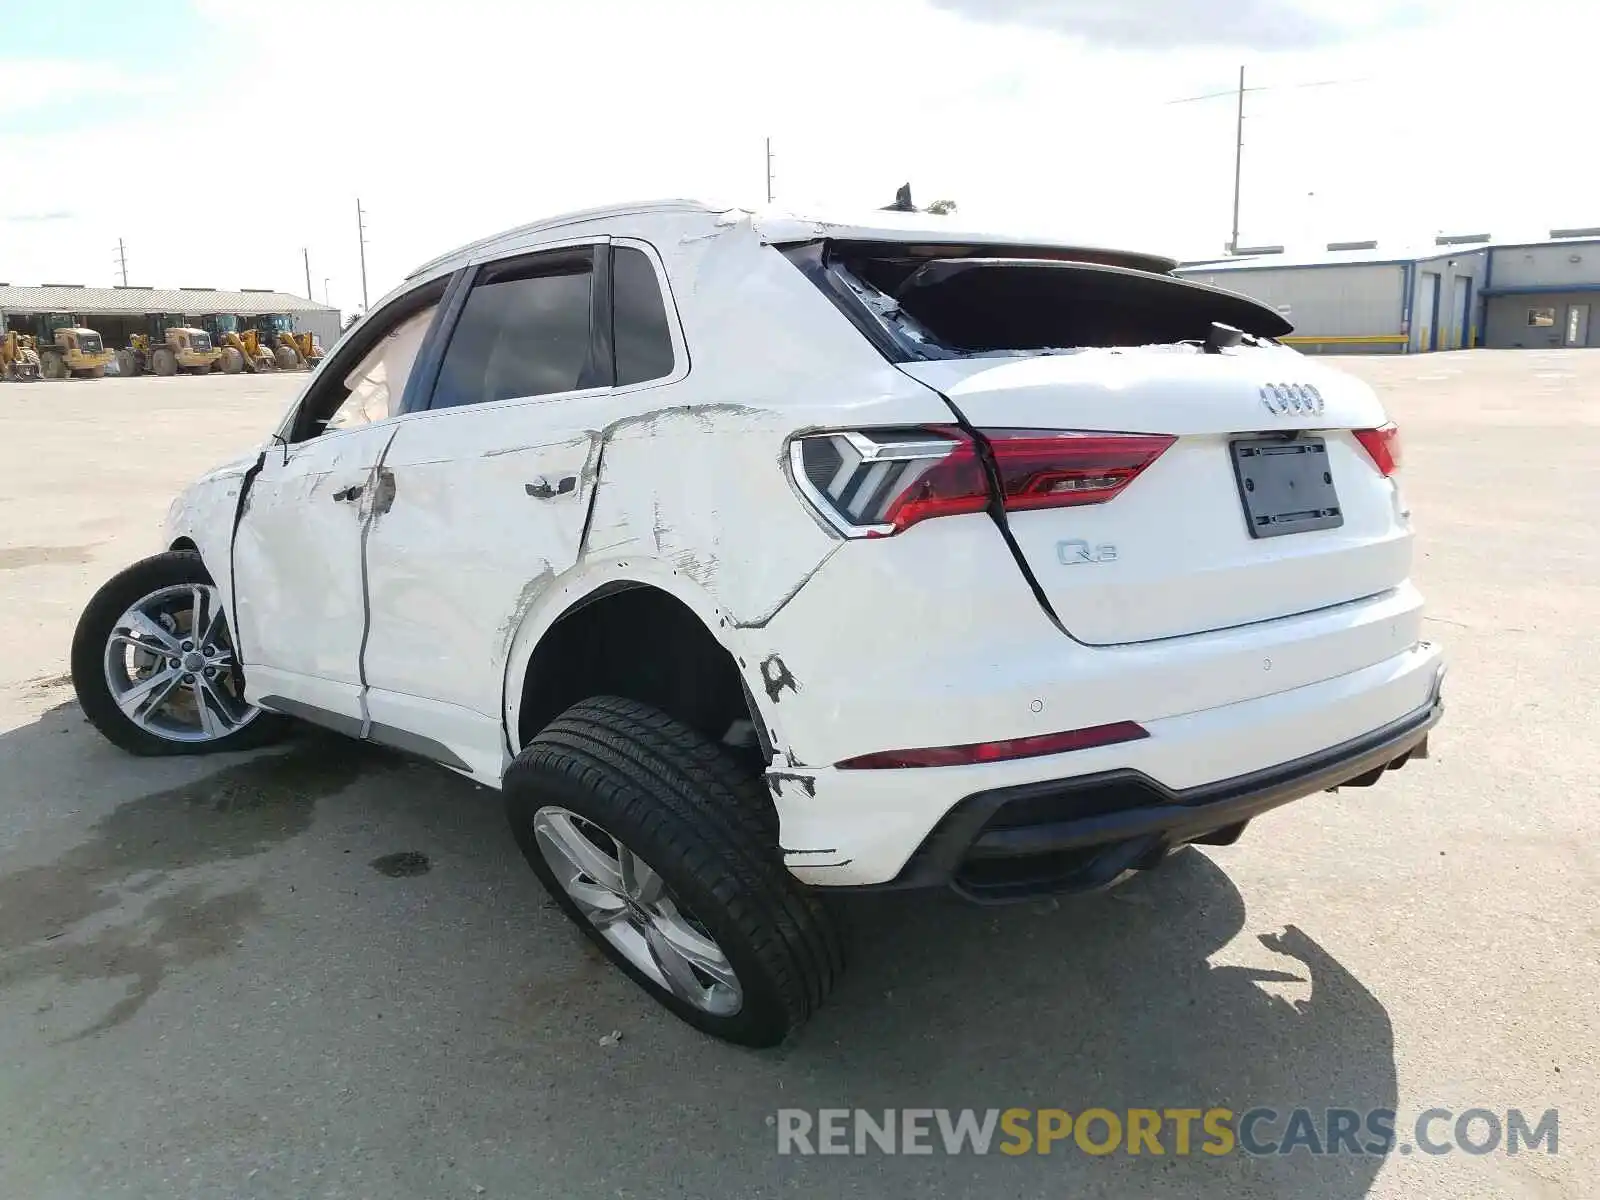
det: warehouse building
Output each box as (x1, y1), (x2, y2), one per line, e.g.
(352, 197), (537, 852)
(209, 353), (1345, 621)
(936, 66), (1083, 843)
(0, 283), (341, 352)
(1479, 231), (1600, 349)
(1177, 230), (1600, 352)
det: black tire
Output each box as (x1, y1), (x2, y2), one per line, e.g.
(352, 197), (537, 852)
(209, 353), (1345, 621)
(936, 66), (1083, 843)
(70, 551), (288, 757)
(219, 347), (244, 374)
(152, 347), (177, 376)
(505, 696), (843, 1047)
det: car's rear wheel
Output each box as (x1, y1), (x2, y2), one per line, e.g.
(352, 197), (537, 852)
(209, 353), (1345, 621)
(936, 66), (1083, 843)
(505, 696), (843, 1046)
(70, 551), (287, 756)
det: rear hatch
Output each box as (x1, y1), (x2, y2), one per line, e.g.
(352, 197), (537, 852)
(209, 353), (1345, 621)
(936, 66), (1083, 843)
(900, 351), (1409, 644)
(787, 244), (1411, 646)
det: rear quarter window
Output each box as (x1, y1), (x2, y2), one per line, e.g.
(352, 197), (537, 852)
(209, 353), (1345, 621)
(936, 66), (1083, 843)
(612, 246), (674, 385)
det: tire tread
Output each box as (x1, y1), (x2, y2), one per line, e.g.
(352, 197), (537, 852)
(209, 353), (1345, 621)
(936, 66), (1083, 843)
(505, 696), (843, 1045)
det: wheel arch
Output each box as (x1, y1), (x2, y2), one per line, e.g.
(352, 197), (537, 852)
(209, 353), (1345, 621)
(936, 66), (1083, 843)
(504, 561), (773, 761)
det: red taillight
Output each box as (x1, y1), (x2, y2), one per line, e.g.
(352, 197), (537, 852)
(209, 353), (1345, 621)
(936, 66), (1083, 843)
(790, 426), (1175, 537)
(873, 432), (990, 533)
(835, 721), (1149, 769)
(1353, 423), (1402, 476)
(983, 430), (1177, 514)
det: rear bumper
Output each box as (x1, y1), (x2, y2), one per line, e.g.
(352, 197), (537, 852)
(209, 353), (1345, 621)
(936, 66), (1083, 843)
(883, 687), (1442, 902)
(776, 639), (1444, 891)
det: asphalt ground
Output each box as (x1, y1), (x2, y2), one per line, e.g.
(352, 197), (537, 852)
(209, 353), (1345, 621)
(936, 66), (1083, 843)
(0, 352), (1593, 1198)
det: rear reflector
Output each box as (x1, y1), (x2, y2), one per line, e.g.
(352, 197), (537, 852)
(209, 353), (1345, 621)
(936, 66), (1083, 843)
(1353, 423), (1402, 476)
(790, 426), (1175, 537)
(835, 721), (1149, 769)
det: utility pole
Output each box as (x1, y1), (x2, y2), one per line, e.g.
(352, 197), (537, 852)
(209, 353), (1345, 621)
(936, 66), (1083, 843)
(355, 198), (370, 312)
(324, 277), (331, 305)
(765, 137), (774, 205)
(115, 238), (129, 286)
(303, 247), (313, 300)
(1230, 64), (1245, 255)
(1168, 69), (1363, 255)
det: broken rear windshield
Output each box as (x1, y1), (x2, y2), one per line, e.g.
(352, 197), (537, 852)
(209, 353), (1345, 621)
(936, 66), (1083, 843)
(782, 242), (1292, 361)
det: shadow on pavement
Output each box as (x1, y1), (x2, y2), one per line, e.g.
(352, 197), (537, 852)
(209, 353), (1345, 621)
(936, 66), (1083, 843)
(781, 853), (1397, 1195)
(0, 699), (1396, 1198)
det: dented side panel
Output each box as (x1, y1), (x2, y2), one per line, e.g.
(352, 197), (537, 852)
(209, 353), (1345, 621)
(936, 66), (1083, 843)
(359, 396), (606, 775)
(228, 424), (393, 724)
(162, 452), (259, 630)
(362, 210), (958, 780)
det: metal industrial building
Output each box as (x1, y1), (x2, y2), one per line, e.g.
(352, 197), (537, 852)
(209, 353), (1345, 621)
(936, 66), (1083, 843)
(0, 284), (341, 351)
(1178, 231), (1600, 352)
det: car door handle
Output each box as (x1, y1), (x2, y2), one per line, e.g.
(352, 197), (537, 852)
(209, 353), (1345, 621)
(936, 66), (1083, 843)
(525, 475), (577, 499)
(332, 484), (364, 503)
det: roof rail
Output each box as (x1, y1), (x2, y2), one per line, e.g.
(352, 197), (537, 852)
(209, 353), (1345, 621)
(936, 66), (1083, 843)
(1549, 226), (1600, 240)
(42, 282), (85, 288)
(240, 287), (275, 293)
(1326, 239), (1378, 251)
(113, 284), (151, 290)
(179, 286), (216, 291)
(1231, 245), (1285, 256)
(1435, 233), (1490, 245)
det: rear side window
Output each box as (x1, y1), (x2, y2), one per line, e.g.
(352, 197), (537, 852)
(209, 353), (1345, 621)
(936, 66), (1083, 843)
(612, 245), (674, 385)
(431, 249), (594, 409)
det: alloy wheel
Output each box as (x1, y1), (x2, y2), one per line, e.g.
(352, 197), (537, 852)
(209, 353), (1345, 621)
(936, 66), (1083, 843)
(101, 583), (260, 744)
(532, 805), (743, 1016)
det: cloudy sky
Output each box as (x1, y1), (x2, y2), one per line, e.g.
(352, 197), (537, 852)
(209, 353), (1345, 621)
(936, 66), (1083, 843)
(3, 0), (1595, 313)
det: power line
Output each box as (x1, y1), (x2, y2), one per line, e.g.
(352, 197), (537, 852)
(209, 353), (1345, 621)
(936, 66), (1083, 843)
(1166, 70), (1368, 255)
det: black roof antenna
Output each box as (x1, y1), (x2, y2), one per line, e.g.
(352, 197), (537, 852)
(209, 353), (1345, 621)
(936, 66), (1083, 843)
(881, 183), (916, 213)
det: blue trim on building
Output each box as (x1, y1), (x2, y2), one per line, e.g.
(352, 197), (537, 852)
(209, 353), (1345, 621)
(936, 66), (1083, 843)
(1427, 270), (1443, 351)
(1480, 283), (1600, 296)
(1400, 261), (1415, 352)
(1477, 251), (1494, 347)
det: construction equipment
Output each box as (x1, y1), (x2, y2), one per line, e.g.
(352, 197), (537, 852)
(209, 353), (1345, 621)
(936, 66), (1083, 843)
(255, 313), (324, 370)
(2, 328), (41, 382)
(117, 325), (223, 377)
(202, 315), (275, 374)
(33, 316), (114, 380)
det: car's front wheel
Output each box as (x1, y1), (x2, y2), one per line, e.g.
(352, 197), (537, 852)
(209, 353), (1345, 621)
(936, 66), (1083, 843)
(505, 697), (843, 1046)
(70, 551), (287, 756)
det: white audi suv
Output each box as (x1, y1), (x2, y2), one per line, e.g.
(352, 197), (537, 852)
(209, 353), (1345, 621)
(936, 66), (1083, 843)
(71, 201), (1443, 1044)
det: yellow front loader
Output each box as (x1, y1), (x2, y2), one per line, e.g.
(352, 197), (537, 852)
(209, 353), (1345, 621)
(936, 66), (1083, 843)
(204, 315), (276, 373)
(36, 320), (114, 380)
(117, 328), (223, 377)
(2, 330), (42, 382)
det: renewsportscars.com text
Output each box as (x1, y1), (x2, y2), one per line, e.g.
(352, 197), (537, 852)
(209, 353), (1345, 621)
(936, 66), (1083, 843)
(774, 1107), (1559, 1157)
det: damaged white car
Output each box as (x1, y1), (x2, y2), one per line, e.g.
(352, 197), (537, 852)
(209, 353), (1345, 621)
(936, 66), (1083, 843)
(71, 201), (1443, 1045)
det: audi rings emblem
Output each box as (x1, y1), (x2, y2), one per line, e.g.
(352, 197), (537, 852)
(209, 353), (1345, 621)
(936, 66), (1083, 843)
(1259, 382), (1325, 416)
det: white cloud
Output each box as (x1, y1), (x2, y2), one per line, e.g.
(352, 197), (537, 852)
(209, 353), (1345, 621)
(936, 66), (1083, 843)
(1, 0), (1596, 309)
(0, 60), (163, 112)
